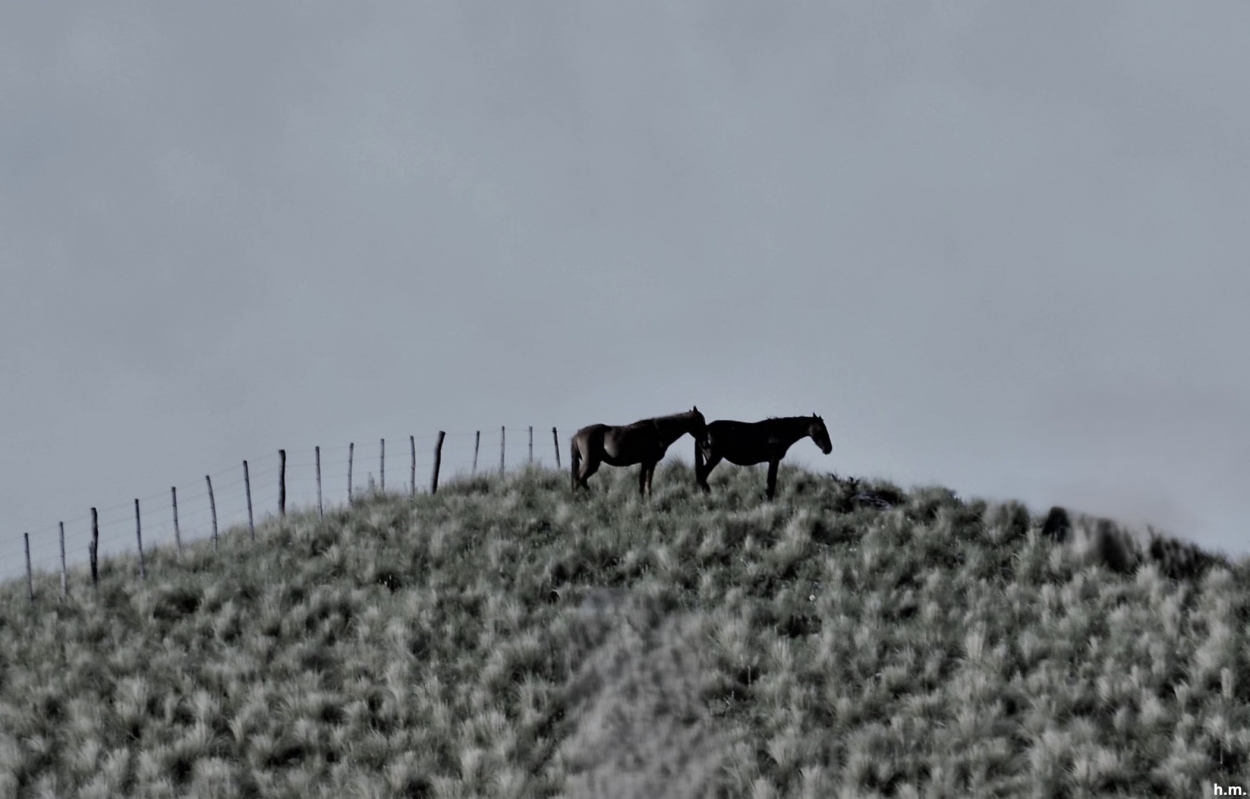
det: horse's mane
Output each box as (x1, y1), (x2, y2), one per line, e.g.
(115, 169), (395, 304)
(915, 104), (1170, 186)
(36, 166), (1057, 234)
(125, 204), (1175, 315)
(649, 409), (701, 422)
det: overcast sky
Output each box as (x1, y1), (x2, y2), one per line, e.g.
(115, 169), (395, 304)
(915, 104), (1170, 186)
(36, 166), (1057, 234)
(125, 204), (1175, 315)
(3, 2), (1248, 581)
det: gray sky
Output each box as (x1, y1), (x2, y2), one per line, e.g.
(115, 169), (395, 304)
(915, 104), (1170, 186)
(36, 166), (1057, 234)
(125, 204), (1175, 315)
(4, 2), (1248, 581)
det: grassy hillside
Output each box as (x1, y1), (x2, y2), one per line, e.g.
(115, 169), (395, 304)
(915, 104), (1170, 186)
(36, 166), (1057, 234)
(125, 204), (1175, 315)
(1, 463), (1248, 798)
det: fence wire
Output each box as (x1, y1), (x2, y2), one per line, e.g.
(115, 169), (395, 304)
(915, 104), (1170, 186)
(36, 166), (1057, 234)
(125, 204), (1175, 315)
(4, 425), (645, 591)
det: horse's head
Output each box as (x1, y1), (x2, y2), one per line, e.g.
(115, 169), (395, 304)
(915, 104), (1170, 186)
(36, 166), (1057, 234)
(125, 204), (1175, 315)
(689, 405), (708, 440)
(810, 413), (833, 455)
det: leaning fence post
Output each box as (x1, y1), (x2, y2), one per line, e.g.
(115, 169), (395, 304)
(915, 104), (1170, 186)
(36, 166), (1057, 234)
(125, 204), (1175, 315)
(279, 449), (287, 518)
(528, 426), (533, 465)
(500, 426), (506, 476)
(316, 446), (324, 518)
(409, 436), (416, 498)
(348, 442), (354, 506)
(472, 431), (480, 476)
(380, 439), (385, 494)
(134, 499), (146, 581)
(60, 522), (67, 597)
(430, 432), (446, 493)
(24, 533), (33, 605)
(171, 487), (182, 552)
(90, 508), (99, 588)
(206, 476), (218, 552)
(244, 461), (255, 542)
(553, 427), (562, 469)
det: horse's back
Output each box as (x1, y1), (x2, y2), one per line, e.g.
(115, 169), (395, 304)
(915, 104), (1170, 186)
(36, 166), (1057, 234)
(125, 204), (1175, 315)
(573, 423), (637, 462)
(706, 419), (772, 465)
(575, 412), (696, 468)
(599, 424), (647, 464)
(571, 423), (608, 455)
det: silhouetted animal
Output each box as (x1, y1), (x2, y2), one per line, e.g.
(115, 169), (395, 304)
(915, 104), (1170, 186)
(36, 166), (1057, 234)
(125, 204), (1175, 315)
(696, 414), (833, 500)
(571, 407), (707, 497)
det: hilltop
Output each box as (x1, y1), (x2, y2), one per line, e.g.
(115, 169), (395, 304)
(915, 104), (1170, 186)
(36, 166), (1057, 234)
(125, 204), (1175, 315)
(1, 463), (1247, 797)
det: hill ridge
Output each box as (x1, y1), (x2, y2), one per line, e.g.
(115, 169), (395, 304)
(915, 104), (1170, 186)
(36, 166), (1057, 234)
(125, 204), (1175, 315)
(2, 463), (1246, 797)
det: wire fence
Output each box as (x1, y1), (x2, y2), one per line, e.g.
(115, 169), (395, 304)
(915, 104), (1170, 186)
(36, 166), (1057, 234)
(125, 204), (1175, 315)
(4, 425), (601, 602)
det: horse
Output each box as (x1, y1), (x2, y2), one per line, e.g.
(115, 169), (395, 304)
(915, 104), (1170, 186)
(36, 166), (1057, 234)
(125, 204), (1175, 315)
(695, 414), (832, 500)
(571, 407), (707, 497)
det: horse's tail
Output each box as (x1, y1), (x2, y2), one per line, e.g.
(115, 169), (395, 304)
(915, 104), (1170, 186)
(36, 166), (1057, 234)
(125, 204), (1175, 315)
(570, 435), (581, 490)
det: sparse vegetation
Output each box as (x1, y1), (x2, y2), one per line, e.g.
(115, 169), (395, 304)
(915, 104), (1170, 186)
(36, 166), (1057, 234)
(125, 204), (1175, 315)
(2, 463), (1248, 797)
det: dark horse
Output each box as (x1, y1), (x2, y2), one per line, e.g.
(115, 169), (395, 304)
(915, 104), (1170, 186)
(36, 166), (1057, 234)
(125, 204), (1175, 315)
(571, 407), (707, 497)
(696, 414), (832, 500)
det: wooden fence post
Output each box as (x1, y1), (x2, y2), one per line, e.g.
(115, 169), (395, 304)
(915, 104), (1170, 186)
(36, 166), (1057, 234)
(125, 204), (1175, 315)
(553, 427), (562, 470)
(24, 533), (33, 605)
(60, 522), (67, 597)
(279, 449), (287, 518)
(244, 460), (255, 542)
(529, 426), (533, 465)
(171, 487), (182, 551)
(316, 446), (323, 518)
(472, 431), (480, 476)
(500, 426), (506, 476)
(380, 439), (385, 494)
(348, 442), (354, 506)
(90, 508), (99, 588)
(409, 436), (416, 498)
(134, 499), (146, 581)
(430, 431), (446, 494)
(206, 476), (218, 552)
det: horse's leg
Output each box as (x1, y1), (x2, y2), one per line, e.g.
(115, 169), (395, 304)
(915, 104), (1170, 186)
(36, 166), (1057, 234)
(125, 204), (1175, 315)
(573, 436), (601, 491)
(638, 463), (649, 497)
(766, 459), (780, 500)
(570, 439), (581, 491)
(578, 452), (601, 490)
(694, 440), (705, 489)
(646, 462), (656, 496)
(698, 451), (723, 493)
